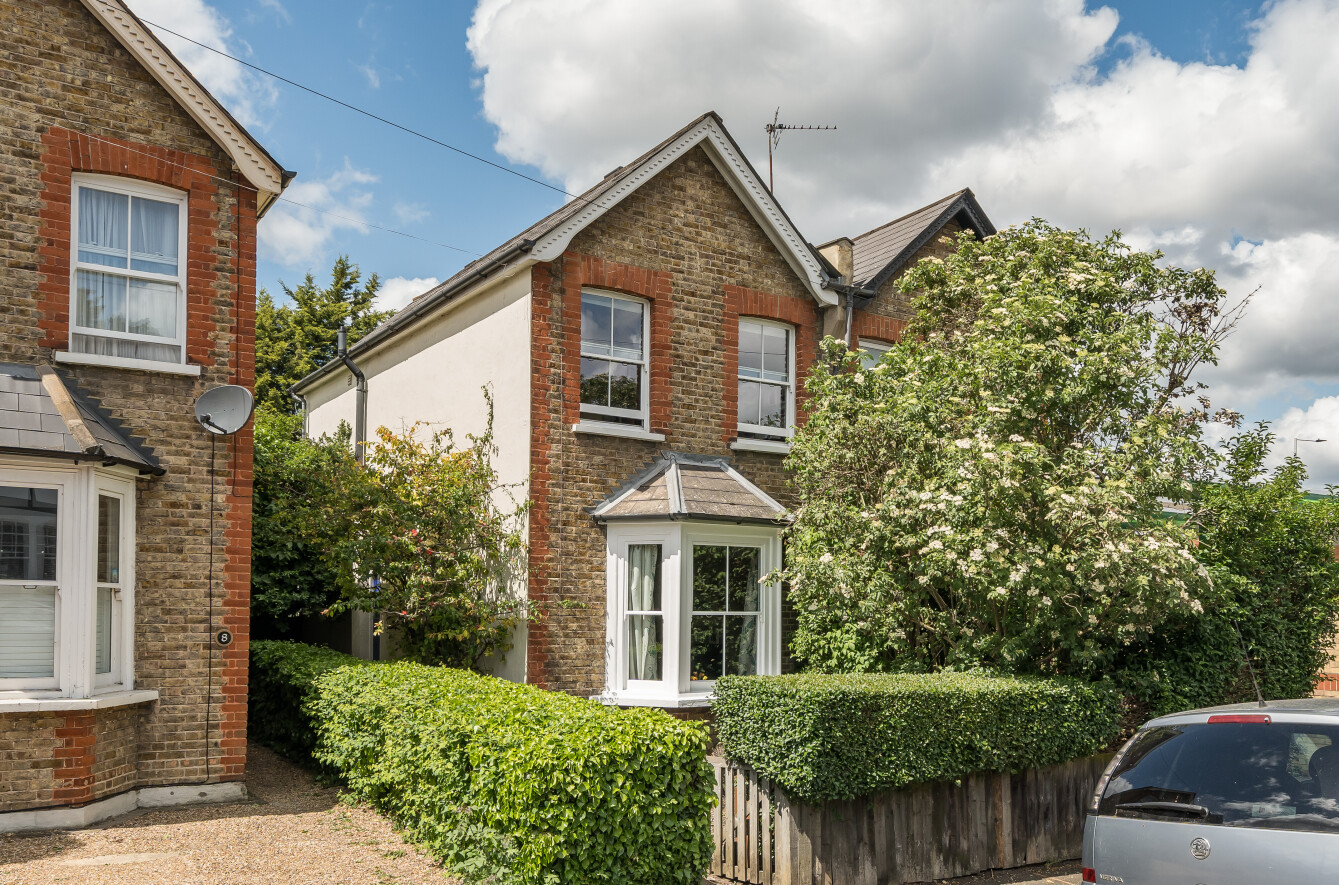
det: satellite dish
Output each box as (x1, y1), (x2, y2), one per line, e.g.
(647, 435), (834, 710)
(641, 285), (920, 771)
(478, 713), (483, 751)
(194, 385), (254, 435)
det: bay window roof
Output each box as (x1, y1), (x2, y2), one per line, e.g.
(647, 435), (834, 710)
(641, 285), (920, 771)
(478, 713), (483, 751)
(591, 453), (787, 525)
(0, 364), (162, 475)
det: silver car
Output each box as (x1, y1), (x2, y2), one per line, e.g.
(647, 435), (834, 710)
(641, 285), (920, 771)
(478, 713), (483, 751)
(1082, 698), (1339, 883)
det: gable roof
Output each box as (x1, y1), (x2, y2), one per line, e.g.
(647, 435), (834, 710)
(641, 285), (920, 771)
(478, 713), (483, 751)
(591, 453), (788, 525)
(77, 0), (291, 215)
(843, 188), (995, 291)
(0, 364), (162, 475)
(296, 112), (837, 393)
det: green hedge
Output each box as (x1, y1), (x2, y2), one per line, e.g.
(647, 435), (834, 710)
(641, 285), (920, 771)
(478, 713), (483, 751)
(714, 672), (1122, 803)
(249, 639), (369, 762)
(250, 642), (714, 884)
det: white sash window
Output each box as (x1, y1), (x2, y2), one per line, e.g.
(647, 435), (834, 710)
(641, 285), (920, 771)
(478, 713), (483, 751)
(579, 290), (649, 429)
(0, 463), (136, 698)
(69, 175), (188, 366)
(737, 319), (794, 440)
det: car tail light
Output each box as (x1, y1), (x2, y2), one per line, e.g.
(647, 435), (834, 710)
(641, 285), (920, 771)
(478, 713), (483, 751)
(1207, 714), (1271, 724)
(1081, 868), (1096, 883)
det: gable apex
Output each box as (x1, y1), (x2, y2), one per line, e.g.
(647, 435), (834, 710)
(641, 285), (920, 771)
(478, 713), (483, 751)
(527, 113), (837, 307)
(77, 0), (290, 214)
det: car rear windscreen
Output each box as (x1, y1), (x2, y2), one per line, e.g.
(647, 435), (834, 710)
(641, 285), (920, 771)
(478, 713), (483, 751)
(1100, 721), (1339, 833)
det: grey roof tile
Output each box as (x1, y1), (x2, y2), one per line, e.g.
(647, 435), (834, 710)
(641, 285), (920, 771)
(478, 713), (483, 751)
(847, 188), (996, 290)
(594, 453), (787, 524)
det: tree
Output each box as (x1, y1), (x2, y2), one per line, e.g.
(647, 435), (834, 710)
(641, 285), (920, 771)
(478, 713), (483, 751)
(250, 409), (360, 636)
(328, 393), (531, 669)
(1115, 424), (1339, 714)
(255, 255), (390, 413)
(781, 221), (1245, 679)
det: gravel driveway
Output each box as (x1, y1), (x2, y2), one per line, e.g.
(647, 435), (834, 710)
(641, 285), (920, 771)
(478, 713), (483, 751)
(0, 743), (452, 885)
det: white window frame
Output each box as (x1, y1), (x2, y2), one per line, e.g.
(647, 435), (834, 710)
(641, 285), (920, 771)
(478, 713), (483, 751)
(736, 318), (796, 440)
(578, 289), (650, 430)
(858, 337), (893, 370)
(602, 521), (781, 707)
(68, 173), (189, 367)
(0, 459), (137, 699)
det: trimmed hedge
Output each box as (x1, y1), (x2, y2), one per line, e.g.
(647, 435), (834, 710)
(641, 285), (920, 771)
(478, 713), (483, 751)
(250, 641), (714, 885)
(249, 640), (369, 762)
(714, 672), (1122, 803)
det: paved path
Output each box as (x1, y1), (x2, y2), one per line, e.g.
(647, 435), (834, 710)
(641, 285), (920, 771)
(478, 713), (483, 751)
(0, 743), (451, 885)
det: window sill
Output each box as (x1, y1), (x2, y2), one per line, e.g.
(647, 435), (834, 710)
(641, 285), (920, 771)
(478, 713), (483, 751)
(593, 691), (714, 709)
(55, 352), (202, 376)
(0, 688), (158, 714)
(730, 437), (791, 455)
(572, 421), (666, 443)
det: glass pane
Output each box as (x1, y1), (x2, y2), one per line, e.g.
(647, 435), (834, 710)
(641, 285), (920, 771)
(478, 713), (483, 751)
(627, 544), (661, 611)
(128, 279), (177, 339)
(759, 383), (786, 429)
(690, 615), (722, 682)
(75, 270), (128, 333)
(77, 186), (128, 268)
(0, 487), (57, 582)
(130, 196), (179, 275)
(762, 325), (790, 382)
(738, 380), (760, 426)
(692, 545), (727, 612)
(608, 362), (641, 411)
(96, 586), (113, 675)
(580, 357), (611, 407)
(860, 341), (891, 370)
(1100, 723), (1339, 832)
(611, 299), (644, 361)
(0, 586), (56, 678)
(738, 321), (763, 377)
(725, 615), (758, 676)
(627, 614), (662, 680)
(71, 333), (181, 364)
(98, 495), (120, 585)
(728, 546), (761, 612)
(581, 293), (612, 355)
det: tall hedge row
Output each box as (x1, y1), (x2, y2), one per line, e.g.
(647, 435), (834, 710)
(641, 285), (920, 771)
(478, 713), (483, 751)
(714, 671), (1123, 803)
(249, 639), (368, 762)
(249, 641), (714, 885)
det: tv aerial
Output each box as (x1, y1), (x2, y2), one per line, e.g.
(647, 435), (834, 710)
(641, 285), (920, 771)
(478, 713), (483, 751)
(194, 385), (255, 435)
(764, 107), (835, 193)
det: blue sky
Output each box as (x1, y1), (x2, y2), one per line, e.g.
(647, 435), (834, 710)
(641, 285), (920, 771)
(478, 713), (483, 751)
(127, 0), (1339, 486)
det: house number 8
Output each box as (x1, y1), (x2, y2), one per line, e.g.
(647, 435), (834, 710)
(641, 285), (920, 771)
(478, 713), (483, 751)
(216, 630), (233, 647)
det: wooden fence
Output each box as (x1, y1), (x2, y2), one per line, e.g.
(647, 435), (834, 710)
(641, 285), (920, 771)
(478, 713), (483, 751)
(708, 753), (1111, 885)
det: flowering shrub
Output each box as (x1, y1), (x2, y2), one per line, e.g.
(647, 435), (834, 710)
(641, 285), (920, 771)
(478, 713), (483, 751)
(783, 222), (1240, 678)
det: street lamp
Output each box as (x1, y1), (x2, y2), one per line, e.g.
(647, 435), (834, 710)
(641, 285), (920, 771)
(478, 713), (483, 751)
(1295, 437), (1328, 457)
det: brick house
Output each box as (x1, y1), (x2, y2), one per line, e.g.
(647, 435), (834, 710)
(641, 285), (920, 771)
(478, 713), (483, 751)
(0, 0), (288, 828)
(296, 112), (991, 707)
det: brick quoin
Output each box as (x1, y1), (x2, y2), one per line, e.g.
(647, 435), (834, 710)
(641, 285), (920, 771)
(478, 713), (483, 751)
(52, 712), (96, 805)
(721, 284), (821, 444)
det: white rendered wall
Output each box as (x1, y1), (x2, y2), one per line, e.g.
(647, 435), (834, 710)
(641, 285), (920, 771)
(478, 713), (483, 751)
(303, 269), (533, 682)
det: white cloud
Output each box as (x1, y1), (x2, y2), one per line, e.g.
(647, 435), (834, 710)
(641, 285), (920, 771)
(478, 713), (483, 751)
(377, 276), (441, 312)
(259, 161), (378, 269)
(466, 0), (1339, 424)
(358, 63), (381, 89)
(255, 0), (291, 24)
(393, 202), (430, 225)
(1273, 397), (1339, 490)
(125, 0), (277, 128)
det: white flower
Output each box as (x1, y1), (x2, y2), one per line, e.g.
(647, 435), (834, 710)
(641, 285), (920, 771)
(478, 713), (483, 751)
(982, 451), (998, 461)
(1009, 434), (1025, 443)
(928, 539), (943, 550)
(955, 438), (972, 449)
(1026, 586), (1039, 597)
(853, 373), (865, 384)
(819, 552), (834, 564)
(1040, 596), (1052, 606)
(969, 549), (985, 562)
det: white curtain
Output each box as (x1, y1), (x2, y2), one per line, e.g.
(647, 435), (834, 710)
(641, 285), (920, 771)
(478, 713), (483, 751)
(72, 333), (181, 364)
(75, 270), (126, 332)
(0, 586), (56, 679)
(78, 187), (127, 268)
(96, 587), (112, 675)
(131, 197), (179, 275)
(128, 279), (177, 339)
(627, 544), (661, 680)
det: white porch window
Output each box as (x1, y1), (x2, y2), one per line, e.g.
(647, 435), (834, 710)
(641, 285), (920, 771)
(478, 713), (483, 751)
(69, 175), (188, 366)
(0, 463), (136, 698)
(737, 319), (794, 440)
(580, 290), (649, 429)
(603, 522), (782, 707)
(858, 338), (893, 370)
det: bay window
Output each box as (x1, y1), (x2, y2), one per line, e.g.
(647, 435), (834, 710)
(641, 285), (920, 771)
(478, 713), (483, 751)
(70, 175), (188, 366)
(603, 522), (781, 706)
(0, 463), (136, 698)
(737, 319), (794, 439)
(579, 290), (649, 428)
